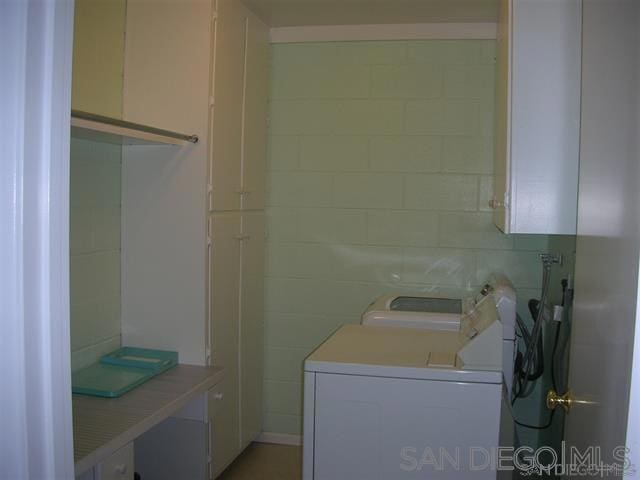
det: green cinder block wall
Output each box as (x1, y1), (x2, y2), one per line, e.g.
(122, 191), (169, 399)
(70, 139), (122, 371)
(263, 40), (576, 441)
(69, 0), (125, 371)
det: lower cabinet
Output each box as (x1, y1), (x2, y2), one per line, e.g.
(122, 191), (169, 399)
(135, 416), (208, 480)
(76, 444), (134, 480)
(209, 212), (265, 477)
(98, 444), (134, 480)
(240, 212), (265, 449)
(209, 213), (242, 477)
(208, 376), (240, 477)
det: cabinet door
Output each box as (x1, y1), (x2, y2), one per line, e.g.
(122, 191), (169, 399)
(134, 418), (208, 480)
(95, 443), (134, 480)
(493, 0), (511, 233)
(209, 213), (241, 476)
(493, 0), (581, 234)
(240, 13), (269, 211)
(209, 0), (247, 212)
(72, 0), (126, 118)
(239, 212), (265, 448)
(123, 0), (211, 132)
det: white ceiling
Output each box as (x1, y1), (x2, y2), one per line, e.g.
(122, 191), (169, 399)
(242, 0), (499, 27)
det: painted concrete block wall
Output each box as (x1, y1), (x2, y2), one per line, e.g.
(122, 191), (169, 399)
(70, 139), (122, 371)
(264, 40), (574, 437)
(69, 0), (125, 370)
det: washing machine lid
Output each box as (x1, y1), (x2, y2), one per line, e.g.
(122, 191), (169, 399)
(305, 298), (503, 384)
(361, 294), (463, 331)
(360, 275), (516, 340)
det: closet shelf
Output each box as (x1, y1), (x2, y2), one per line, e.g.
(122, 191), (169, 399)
(71, 110), (199, 146)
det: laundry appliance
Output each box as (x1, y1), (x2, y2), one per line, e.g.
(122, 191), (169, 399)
(303, 294), (514, 480)
(361, 274), (517, 396)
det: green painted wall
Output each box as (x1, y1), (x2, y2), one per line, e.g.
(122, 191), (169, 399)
(264, 40), (575, 441)
(70, 139), (122, 371)
(72, 0), (126, 118)
(70, 0), (125, 370)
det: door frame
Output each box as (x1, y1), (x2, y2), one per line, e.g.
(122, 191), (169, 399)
(628, 278), (640, 476)
(0, 0), (75, 477)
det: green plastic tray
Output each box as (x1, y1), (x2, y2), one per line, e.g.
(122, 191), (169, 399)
(72, 363), (153, 398)
(100, 346), (178, 375)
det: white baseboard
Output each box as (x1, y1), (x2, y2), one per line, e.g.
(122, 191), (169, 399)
(256, 432), (302, 446)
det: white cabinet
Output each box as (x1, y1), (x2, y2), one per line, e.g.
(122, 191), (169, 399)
(76, 444), (134, 480)
(207, 1), (268, 475)
(239, 212), (265, 447)
(208, 213), (242, 476)
(209, 0), (246, 212)
(71, 0), (126, 119)
(209, 0), (269, 212)
(118, 0), (267, 477)
(493, 0), (581, 234)
(208, 212), (265, 476)
(240, 16), (269, 211)
(96, 444), (134, 480)
(135, 416), (208, 480)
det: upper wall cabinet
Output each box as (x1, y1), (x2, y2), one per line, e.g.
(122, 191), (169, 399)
(493, 0), (581, 235)
(209, 0), (269, 212)
(72, 0), (126, 119)
(71, 0), (201, 143)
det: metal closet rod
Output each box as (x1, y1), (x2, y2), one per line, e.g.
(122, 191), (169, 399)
(71, 109), (199, 144)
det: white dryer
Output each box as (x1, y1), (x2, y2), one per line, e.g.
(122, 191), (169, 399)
(303, 295), (514, 480)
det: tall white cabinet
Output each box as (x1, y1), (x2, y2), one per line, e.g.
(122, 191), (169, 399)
(208, 1), (269, 475)
(209, 0), (268, 212)
(117, 0), (267, 477)
(492, 0), (581, 235)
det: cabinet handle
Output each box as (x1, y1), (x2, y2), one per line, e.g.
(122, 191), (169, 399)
(235, 190), (252, 195)
(234, 235), (251, 241)
(213, 392), (224, 401)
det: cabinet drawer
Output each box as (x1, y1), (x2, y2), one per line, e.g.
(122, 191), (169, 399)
(96, 443), (134, 480)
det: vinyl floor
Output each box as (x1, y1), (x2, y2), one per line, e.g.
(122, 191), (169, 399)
(217, 442), (302, 480)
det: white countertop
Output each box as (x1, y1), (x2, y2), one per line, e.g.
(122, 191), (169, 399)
(73, 364), (224, 475)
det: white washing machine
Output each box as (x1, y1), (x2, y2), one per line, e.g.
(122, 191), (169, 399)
(303, 295), (514, 480)
(361, 274), (517, 397)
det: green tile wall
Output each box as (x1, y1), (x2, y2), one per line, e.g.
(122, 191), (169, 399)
(70, 138), (122, 371)
(264, 40), (575, 439)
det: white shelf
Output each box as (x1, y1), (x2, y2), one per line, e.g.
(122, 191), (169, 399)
(71, 110), (199, 146)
